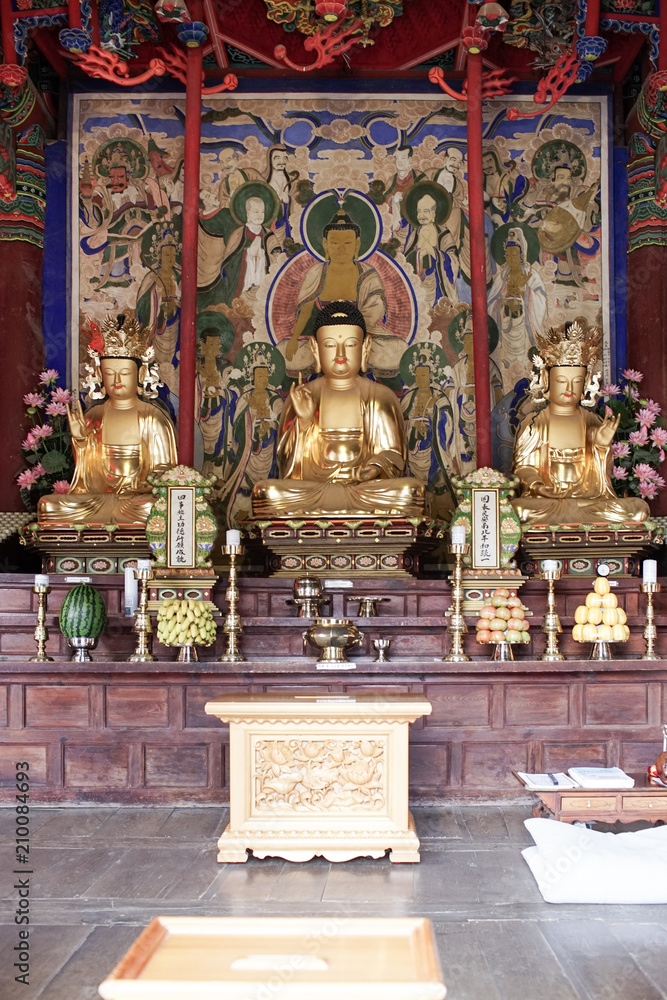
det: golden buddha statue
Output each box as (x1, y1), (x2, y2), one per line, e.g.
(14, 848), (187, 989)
(252, 301), (424, 517)
(38, 316), (177, 525)
(511, 320), (649, 525)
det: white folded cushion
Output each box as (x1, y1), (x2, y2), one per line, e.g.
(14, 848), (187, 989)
(522, 817), (667, 903)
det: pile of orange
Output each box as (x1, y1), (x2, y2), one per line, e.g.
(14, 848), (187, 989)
(571, 575), (629, 644)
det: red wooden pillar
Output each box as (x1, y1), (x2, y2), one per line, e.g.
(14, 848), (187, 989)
(0, 0), (17, 64)
(466, 50), (492, 469)
(177, 11), (204, 466)
(584, 0), (600, 36)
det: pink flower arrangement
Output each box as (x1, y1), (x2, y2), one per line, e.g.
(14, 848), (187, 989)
(16, 370), (75, 511)
(601, 370), (667, 503)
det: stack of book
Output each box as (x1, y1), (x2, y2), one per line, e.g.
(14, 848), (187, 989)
(516, 767), (635, 790)
(567, 767), (635, 789)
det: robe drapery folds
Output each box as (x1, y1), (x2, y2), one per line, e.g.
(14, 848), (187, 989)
(38, 399), (177, 525)
(252, 377), (424, 517)
(512, 408), (649, 525)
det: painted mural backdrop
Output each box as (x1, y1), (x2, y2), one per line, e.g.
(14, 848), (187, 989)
(71, 92), (608, 527)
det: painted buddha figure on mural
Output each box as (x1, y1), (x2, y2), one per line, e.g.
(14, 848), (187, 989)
(252, 301), (424, 517)
(511, 320), (649, 525)
(284, 207), (386, 362)
(38, 317), (177, 525)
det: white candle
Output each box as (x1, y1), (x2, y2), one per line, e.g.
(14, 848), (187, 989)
(124, 565), (138, 616)
(542, 560), (558, 572)
(34, 574), (49, 588)
(643, 559), (657, 584)
(136, 559), (152, 571)
(451, 525), (466, 545)
(226, 529), (241, 546)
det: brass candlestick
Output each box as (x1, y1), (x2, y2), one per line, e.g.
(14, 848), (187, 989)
(540, 568), (564, 662)
(129, 566), (156, 663)
(640, 581), (661, 661)
(30, 583), (53, 663)
(220, 544), (245, 662)
(444, 542), (471, 662)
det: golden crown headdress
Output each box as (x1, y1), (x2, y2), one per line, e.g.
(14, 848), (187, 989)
(81, 314), (161, 400)
(529, 319), (602, 406)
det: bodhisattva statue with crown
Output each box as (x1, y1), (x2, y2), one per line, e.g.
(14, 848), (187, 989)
(252, 301), (424, 517)
(511, 319), (649, 525)
(38, 316), (177, 525)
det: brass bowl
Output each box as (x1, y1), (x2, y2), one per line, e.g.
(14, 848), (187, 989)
(293, 575), (323, 600)
(303, 617), (363, 662)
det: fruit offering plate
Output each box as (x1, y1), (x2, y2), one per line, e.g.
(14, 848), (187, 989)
(475, 587), (531, 646)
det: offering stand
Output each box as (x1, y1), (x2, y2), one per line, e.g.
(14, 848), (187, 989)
(204, 691), (432, 863)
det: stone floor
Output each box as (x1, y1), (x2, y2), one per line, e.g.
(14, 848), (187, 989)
(1, 804), (666, 999)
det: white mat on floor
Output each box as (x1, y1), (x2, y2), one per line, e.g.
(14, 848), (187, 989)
(522, 817), (667, 903)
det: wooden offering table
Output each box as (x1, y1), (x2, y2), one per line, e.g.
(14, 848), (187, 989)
(204, 692), (432, 864)
(98, 916), (446, 1000)
(515, 771), (667, 824)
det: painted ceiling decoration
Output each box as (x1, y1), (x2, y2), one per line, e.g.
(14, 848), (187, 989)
(0, 0), (661, 83)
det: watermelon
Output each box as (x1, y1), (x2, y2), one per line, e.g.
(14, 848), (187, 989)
(59, 584), (107, 639)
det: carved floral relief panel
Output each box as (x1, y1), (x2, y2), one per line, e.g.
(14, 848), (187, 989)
(253, 737), (386, 812)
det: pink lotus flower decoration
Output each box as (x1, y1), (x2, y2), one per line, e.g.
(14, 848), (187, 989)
(31, 424), (53, 439)
(51, 387), (72, 404)
(46, 401), (67, 417)
(23, 392), (46, 407)
(639, 480), (659, 499)
(16, 469), (40, 488)
(612, 441), (631, 458)
(38, 369), (59, 384)
(622, 368), (643, 382)
(52, 480), (71, 494)
(613, 466), (628, 479)
(637, 407), (657, 427)
(629, 427), (649, 445)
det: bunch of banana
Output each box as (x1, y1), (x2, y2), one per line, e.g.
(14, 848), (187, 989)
(157, 599), (217, 647)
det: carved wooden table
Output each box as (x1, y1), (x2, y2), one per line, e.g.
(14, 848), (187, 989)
(514, 771), (667, 824)
(204, 692), (432, 863)
(98, 916), (446, 1000)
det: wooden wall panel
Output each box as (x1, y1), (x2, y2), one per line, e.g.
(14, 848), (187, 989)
(106, 686), (169, 728)
(462, 742), (530, 788)
(25, 686), (90, 728)
(0, 745), (47, 785)
(505, 684), (570, 726)
(0, 685), (7, 727)
(424, 684), (490, 727)
(144, 746), (209, 787)
(409, 742), (450, 795)
(542, 742), (609, 770)
(64, 745), (129, 787)
(584, 683), (648, 725)
(620, 741), (663, 771)
(185, 686), (249, 728)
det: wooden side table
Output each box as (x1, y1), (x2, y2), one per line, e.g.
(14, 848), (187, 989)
(514, 771), (667, 824)
(205, 692), (432, 863)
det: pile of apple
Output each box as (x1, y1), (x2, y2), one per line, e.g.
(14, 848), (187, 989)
(476, 588), (531, 645)
(571, 575), (629, 644)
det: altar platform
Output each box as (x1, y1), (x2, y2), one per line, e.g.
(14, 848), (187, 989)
(0, 573), (665, 806)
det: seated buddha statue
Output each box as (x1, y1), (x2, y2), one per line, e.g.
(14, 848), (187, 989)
(511, 320), (649, 525)
(38, 316), (177, 525)
(252, 301), (424, 517)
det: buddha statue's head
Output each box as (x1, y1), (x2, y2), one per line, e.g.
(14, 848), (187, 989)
(100, 355), (141, 403)
(322, 208), (361, 265)
(529, 319), (602, 408)
(310, 300), (370, 378)
(547, 365), (587, 409)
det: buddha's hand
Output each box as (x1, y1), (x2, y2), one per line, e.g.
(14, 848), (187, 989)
(358, 463), (382, 482)
(66, 400), (87, 440)
(594, 412), (621, 449)
(285, 334), (299, 361)
(289, 382), (316, 426)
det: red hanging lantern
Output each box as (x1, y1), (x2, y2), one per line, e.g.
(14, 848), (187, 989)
(315, 0), (348, 22)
